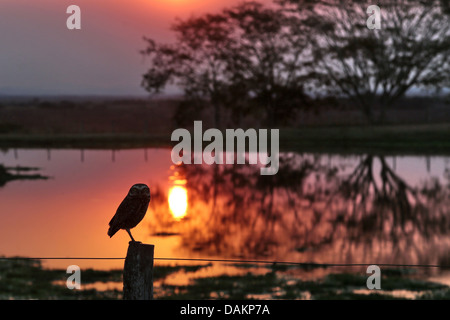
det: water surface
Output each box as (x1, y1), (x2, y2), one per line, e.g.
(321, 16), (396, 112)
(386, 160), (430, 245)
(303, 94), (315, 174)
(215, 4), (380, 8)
(0, 149), (448, 280)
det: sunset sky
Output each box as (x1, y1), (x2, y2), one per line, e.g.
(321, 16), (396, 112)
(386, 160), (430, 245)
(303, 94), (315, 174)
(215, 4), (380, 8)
(0, 0), (272, 97)
(0, 148), (446, 269)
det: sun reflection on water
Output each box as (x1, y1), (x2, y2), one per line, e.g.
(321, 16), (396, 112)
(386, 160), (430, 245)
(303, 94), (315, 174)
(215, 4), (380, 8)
(168, 185), (188, 220)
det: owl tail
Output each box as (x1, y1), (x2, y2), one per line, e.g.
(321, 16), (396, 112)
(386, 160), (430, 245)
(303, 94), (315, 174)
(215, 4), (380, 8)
(107, 226), (119, 238)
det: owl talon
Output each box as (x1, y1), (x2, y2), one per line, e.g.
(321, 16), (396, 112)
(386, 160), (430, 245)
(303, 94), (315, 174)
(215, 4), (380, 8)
(126, 229), (136, 242)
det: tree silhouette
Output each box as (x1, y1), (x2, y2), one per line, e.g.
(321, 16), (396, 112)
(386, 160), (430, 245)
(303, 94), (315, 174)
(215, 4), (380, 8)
(222, 2), (312, 126)
(141, 13), (232, 127)
(141, 2), (312, 127)
(279, 0), (450, 123)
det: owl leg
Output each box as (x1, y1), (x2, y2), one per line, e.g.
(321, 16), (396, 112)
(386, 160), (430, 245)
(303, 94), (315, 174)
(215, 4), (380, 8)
(126, 229), (136, 242)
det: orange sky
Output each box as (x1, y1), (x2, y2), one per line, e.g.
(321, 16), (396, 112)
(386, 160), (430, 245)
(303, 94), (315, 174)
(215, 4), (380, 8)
(0, 149), (174, 269)
(0, 0), (273, 96)
(0, 148), (447, 269)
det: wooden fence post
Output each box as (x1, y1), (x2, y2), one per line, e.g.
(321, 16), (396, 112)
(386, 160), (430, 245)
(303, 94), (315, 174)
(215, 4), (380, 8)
(123, 241), (154, 300)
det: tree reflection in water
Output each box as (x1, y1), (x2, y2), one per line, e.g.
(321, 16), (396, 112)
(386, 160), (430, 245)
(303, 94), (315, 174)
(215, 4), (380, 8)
(147, 154), (450, 267)
(0, 164), (49, 188)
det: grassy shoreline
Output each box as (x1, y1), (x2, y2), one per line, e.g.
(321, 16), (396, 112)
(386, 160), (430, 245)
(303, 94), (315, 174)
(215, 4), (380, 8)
(0, 133), (172, 150)
(1, 257), (449, 300)
(281, 123), (450, 155)
(0, 124), (449, 155)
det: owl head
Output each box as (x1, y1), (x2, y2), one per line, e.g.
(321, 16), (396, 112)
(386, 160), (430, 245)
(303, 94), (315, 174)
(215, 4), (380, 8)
(128, 183), (150, 198)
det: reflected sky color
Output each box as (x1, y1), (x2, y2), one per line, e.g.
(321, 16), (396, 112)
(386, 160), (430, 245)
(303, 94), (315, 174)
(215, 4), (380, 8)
(0, 149), (449, 272)
(168, 186), (188, 220)
(0, 148), (172, 269)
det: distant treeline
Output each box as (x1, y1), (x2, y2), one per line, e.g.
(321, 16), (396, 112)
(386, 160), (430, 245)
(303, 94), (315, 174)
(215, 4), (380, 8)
(0, 95), (448, 137)
(141, 0), (450, 126)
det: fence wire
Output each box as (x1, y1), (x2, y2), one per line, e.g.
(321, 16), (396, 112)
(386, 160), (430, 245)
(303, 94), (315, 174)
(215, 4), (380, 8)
(0, 256), (449, 269)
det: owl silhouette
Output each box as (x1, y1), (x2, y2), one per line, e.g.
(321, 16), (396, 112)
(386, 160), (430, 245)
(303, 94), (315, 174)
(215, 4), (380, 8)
(108, 184), (151, 242)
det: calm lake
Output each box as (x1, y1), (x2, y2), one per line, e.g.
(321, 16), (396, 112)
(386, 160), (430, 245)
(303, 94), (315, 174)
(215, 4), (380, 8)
(0, 148), (449, 285)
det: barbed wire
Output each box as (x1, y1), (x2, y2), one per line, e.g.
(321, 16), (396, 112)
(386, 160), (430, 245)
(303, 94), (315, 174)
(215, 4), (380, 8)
(0, 256), (449, 269)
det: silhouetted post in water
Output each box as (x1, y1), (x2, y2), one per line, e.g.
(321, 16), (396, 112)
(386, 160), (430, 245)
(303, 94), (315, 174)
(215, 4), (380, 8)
(123, 241), (154, 300)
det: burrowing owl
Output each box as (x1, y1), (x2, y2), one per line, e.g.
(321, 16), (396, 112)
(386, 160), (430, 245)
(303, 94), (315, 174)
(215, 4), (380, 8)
(108, 184), (151, 242)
